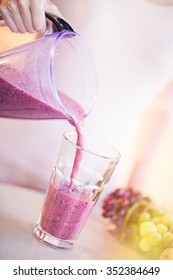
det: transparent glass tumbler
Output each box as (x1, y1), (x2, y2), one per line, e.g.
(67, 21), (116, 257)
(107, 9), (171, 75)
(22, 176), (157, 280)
(33, 132), (120, 249)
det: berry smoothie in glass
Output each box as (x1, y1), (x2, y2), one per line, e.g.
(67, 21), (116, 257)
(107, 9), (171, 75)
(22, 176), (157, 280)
(34, 131), (120, 248)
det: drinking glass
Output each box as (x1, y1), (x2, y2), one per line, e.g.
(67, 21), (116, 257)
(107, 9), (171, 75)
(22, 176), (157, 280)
(33, 131), (120, 249)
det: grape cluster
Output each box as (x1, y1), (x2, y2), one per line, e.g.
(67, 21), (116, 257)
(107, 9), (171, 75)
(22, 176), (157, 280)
(102, 187), (150, 228)
(137, 208), (173, 257)
(102, 187), (173, 259)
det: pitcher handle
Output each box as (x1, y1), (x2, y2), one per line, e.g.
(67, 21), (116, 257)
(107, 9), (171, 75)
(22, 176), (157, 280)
(45, 12), (74, 33)
(0, 12), (74, 33)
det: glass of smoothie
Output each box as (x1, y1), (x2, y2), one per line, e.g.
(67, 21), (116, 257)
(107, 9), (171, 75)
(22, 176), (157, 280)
(33, 131), (120, 249)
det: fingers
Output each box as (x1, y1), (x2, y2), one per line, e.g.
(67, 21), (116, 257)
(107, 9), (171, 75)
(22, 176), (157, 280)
(0, 0), (65, 34)
(16, 0), (35, 33)
(0, 0), (19, 32)
(7, 1), (30, 33)
(30, 0), (46, 33)
(0, 0), (46, 33)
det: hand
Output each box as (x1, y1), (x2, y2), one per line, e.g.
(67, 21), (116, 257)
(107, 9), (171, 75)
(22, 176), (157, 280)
(0, 0), (63, 33)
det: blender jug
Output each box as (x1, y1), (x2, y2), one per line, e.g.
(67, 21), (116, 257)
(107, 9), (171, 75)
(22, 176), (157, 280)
(0, 13), (96, 121)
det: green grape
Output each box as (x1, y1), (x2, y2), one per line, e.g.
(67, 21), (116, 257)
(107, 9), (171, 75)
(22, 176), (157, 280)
(152, 217), (162, 225)
(149, 232), (162, 246)
(161, 214), (173, 228)
(151, 207), (166, 217)
(139, 221), (156, 237)
(138, 212), (151, 224)
(163, 232), (173, 248)
(156, 224), (168, 235)
(139, 237), (152, 252)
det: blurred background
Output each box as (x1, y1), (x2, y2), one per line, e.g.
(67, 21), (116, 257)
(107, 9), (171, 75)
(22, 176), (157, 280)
(1, 0), (173, 209)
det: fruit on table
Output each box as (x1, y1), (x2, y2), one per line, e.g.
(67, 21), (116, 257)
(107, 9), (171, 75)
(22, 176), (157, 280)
(139, 221), (156, 237)
(102, 186), (173, 259)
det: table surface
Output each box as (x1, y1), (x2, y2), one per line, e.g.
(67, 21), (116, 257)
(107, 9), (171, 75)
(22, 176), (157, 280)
(0, 183), (144, 260)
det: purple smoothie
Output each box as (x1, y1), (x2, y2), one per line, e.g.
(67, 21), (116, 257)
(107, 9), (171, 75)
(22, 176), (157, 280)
(0, 65), (84, 121)
(40, 182), (95, 240)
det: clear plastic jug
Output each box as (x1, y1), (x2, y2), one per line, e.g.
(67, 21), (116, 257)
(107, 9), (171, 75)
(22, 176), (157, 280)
(0, 13), (96, 121)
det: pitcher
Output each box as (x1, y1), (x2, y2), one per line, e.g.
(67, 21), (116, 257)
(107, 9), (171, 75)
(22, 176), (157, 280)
(0, 13), (96, 121)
